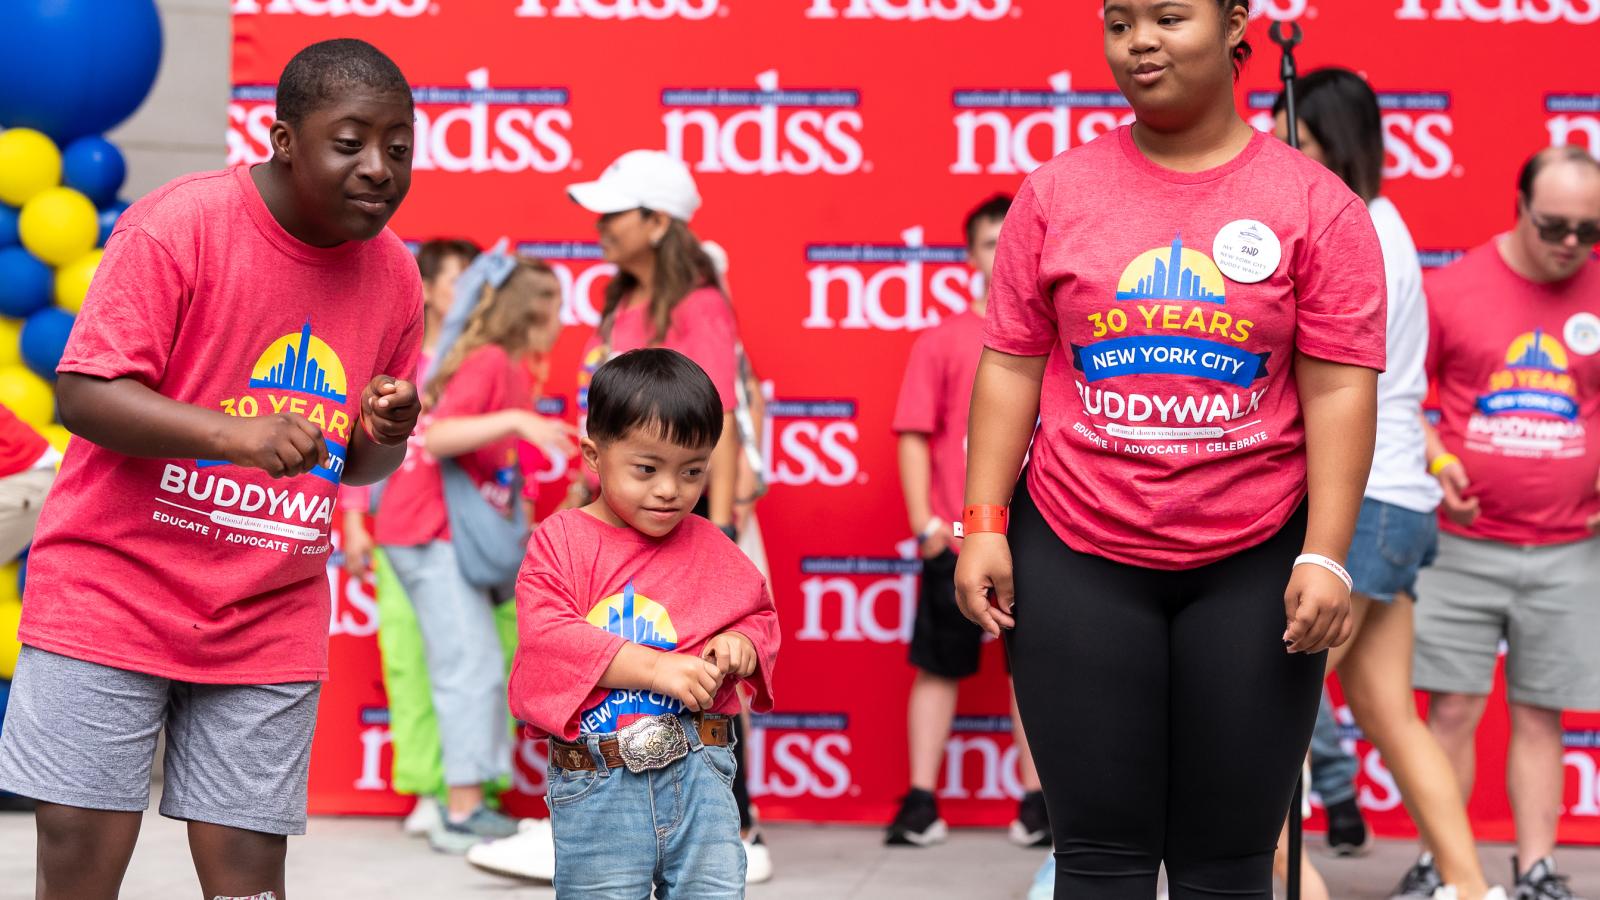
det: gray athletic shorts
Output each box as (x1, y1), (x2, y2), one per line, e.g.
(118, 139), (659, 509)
(0, 645), (320, 835)
(1414, 532), (1600, 712)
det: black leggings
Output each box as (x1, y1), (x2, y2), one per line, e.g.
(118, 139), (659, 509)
(1005, 480), (1325, 899)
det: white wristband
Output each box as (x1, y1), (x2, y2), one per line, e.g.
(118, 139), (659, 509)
(918, 517), (944, 542)
(1294, 554), (1353, 593)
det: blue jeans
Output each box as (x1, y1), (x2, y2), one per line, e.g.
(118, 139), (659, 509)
(549, 715), (745, 899)
(1309, 690), (1357, 807)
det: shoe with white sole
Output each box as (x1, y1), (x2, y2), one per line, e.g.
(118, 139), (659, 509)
(402, 797), (441, 837)
(1433, 887), (1511, 900)
(743, 827), (774, 884)
(466, 817), (556, 882)
(884, 789), (947, 847)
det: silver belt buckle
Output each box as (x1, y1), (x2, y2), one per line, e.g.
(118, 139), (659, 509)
(617, 714), (689, 774)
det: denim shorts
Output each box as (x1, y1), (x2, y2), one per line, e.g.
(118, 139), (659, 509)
(1345, 497), (1438, 602)
(548, 715), (745, 898)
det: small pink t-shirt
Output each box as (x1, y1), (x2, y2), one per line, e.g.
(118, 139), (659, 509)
(1426, 241), (1600, 545)
(893, 309), (984, 531)
(579, 286), (738, 415)
(510, 509), (778, 740)
(21, 165), (423, 683)
(375, 345), (532, 547)
(986, 127), (1386, 569)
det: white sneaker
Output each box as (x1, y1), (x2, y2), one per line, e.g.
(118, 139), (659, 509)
(1434, 887), (1511, 900)
(402, 797), (441, 837)
(465, 818), (556, 882)
(743, 828), (774, 884)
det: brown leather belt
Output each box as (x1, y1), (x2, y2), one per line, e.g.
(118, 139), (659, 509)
(550, 715), (732, 772)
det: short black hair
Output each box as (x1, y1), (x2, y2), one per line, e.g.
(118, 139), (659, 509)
(1517, 145), (1600, 205)
(586, 349), (724, 450)
(275, 38), (413, 126)
(964, 195), (1012, 248)
(416, 239), (480, 283)
(1273, 68), (1384, 203)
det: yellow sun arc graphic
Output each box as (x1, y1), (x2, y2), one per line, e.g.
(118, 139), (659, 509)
(1115, 235), (1228, 302)
(587, 584), (679, 648)
(247, 322), (349, 401)
(1504, 331), (1569, 372)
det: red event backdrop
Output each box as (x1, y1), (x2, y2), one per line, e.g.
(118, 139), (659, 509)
(231, 0), (1600, 841)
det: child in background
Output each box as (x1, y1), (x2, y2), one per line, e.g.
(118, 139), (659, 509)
(375, 251), (574, 853)
(0, 39), (424, 900)
(511, 348), (779, 899)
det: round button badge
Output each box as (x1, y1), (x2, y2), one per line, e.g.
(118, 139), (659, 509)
(1565, 312), (1600, 357)
(1212, 219), (1282, 285)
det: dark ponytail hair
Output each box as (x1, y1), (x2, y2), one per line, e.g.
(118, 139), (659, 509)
(1272, 68), (1385, 203)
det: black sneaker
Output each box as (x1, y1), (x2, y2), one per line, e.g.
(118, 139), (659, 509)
(1391, 852), (1444, 899)
(885, 788), (947, 847)
(1514, 856), (1585, 900)
(1324, 797), (1371, 857)
(1009, 790), (1051, 848)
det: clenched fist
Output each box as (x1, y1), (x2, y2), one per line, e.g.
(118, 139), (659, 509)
(360, 376), (420, 446)
(649, 652), (724, 712)
(222, 413), (328, 478)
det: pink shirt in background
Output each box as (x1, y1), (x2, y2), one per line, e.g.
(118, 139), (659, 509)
(1426, 241), (1600, 545)
(580, 286), (738, 415)
(510, 509), (778, 740)
(375, 344), (533, 546)
(985, 127), (1386, 570)
(893, 309), (984, 532)
(0, 406), (48, 478)
(22, 165), (423, 683)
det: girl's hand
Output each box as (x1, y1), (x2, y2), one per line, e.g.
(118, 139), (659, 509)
(953, 532), (1016, 638)
(508, 410), (578, 453)
(1282, 564), (1352, 654)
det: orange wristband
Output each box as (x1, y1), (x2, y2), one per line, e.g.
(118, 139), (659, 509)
(956, 504), (1008, 538)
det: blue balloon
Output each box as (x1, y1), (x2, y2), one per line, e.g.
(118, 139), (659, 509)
(0, 248), (52, 318)
(97, 200), (131, 247)
(0, 205), (18, 247)
(20, 308), (76, 381)
(62, 137), (127, 207)
(15, 556), (24, 596)
(0, 1), (163, 143)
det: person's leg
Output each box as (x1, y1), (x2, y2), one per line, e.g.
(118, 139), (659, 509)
(1010, 684), (1042, 794)
(1340, 593), (1489, 897)
(907, 671), (960, 792)
(372, 547), (446, 805)
(386, 542), (512, 818)
(1308, 689), (1358, 808)
(658, 739), (745, 899)
(1428, 692), (1490, 803)
(1503, 535), (1600, 879)
(1505, 702), (1563, 875)
(33, 805), (143, 900)
(549, 742), (657, 898)
(187, 823), (287, 899)
(160, 679), (319, 897)
(1006, 483), (1167, 899)
(0, 647), (168, 900)
(1164, 506), (1326, 900)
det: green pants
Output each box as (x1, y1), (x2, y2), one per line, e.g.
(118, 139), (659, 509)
(372, 548), (519, 801)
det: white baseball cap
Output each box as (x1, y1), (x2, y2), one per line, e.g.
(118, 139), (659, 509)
(567, 150), (702, 223)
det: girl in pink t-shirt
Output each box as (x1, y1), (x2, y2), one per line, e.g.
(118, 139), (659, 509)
(955, 3), (1387, 897)
(377, 254), (575, 853)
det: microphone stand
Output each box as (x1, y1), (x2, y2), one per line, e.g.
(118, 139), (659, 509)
(1269, 24), (1306, 900)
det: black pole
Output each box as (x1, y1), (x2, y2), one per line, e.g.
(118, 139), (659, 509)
(1266, 27), (1308, 899)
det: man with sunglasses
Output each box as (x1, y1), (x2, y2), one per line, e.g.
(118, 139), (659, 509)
(1413, 145), (1600, 900)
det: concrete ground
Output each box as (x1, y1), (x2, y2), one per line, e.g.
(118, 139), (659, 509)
(1, 806), (1597, 899)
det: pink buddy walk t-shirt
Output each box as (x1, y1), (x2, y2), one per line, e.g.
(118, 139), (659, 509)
(893, 309), (985, 530)
(510, 508), (779, 741)
(986, 127), (1387, 569)
(21, 165), (423, 684)
(1426, 241), (1600, 545)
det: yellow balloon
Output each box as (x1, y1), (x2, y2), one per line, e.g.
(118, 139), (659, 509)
(55, 249), (104, 314)
(0, 365), (54, 429)
(41, 424), (70, 454)
(0, 564), (17, 608)
(0, 318), (21, 370)
(0, 599), (20, 680)
(0, 128), (62, 207)
(19, 187), (98, 267)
